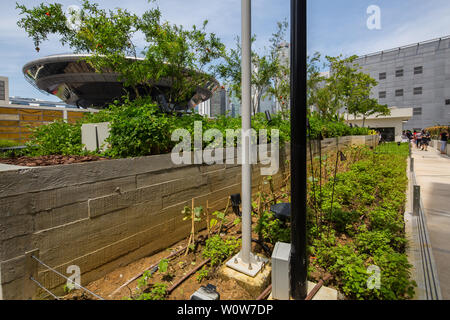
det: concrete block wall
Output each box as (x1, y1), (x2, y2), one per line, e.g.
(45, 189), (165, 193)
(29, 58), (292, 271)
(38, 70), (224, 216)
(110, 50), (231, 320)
(0, 135), (377, 300)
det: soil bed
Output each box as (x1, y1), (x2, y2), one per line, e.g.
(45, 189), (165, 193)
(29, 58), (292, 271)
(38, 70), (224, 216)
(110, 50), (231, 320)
(0, 155), (110, 167)
(63, 214), (264, 300)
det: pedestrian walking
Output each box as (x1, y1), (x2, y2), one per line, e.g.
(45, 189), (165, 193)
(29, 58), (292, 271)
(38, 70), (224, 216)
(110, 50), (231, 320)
(415, 130), (422, 149)
(441, 130), (448, 154)
(421, 130), (430, 151)
(406, 130), (413, 141)
(401, 131), (409, 143)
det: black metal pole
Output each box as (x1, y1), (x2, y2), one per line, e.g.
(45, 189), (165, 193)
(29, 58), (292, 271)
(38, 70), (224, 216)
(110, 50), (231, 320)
(290, 0), (308, 300)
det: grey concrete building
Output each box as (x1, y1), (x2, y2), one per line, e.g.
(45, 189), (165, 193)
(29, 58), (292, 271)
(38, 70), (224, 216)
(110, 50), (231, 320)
(355, 36), (450, 131)
(210, 87), (227, 117)
(0, 76), (9, 104)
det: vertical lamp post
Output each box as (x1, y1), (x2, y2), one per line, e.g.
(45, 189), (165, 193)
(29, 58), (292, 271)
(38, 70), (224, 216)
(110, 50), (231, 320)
(241, 0), (252, 268)
(226, 0), (267, 277)
(290, 0), (308, 299)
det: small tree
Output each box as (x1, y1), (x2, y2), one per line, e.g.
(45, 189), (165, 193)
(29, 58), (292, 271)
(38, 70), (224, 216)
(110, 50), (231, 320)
(216, 21), (288, 116)
(345, 69), (390, 126)
(307, 54), (389, 122)
(266, 20), (290, 114)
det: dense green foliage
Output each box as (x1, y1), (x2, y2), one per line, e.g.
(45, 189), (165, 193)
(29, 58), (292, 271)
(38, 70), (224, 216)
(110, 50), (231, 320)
(24, 120), (87, 156)
(310, 144), (414, 300)
(308, 112), (371, 139)
(3, 95), (373, 159)
(15, 104), (372, 159)
(256, 143), (415, 300)
(16, 0), (225, 110)
(312, 143), (415, 300)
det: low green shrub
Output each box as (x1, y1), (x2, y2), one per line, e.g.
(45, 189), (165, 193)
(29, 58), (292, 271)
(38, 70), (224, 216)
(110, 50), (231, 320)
(202, 235), (241, 267)
(255, 210), (291, 244)
(25, 120), (86, 156)
(0, 139), (22, 148)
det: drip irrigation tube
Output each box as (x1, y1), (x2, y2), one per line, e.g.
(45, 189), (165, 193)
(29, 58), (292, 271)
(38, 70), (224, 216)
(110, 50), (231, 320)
(256, 284), (272, 300)
(109, 245), (187, 297)
(166, 259), (211, 294)
(305, 274), (332, 300)
(111, 221), (238, 297)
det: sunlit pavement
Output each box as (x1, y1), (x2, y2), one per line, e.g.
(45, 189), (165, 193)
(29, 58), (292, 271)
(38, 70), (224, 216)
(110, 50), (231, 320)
(412, 145), (450, 299)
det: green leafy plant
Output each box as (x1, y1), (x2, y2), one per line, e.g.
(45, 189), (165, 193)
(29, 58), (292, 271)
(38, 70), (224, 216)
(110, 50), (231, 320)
(196, 267), (210, 283)
(135, 283), (168, 301)
(202, 235), (241, 267)
(137, 270), (154, 290)
(255, 210), (290, 244)
(26, 120), (86, 156)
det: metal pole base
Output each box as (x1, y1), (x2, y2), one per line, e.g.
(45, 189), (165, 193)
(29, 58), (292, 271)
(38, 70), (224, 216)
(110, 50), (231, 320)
(225, 251), (268, 278)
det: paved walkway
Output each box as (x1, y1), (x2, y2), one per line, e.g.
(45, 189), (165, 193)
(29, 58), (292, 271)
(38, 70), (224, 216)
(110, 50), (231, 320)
(412, 145), (450, 299)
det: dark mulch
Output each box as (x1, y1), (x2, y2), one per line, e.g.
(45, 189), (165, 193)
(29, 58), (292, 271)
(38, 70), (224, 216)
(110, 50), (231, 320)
(0, 155), (110, 167)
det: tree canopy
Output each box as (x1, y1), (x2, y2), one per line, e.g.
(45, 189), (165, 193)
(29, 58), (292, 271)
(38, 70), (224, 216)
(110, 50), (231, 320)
(16, 0), (225, 110)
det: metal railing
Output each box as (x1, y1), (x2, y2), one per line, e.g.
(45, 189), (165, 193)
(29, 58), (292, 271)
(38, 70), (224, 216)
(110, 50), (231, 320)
(29, 255), (104, 300)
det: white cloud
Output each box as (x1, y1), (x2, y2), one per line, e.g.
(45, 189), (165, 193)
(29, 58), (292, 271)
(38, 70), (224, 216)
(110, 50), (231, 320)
(310, 2), (450, 58)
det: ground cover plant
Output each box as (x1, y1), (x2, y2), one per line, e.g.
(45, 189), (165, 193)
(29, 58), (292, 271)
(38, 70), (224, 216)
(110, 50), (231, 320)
(257, 142), (415, 300)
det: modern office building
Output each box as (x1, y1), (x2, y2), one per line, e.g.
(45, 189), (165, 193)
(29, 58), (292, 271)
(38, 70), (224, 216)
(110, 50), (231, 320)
(355, 36), (450, 130)
(210, 87), (227, 117)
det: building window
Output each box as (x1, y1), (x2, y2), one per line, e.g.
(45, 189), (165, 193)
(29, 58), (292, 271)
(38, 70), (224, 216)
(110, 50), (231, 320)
(414, 66), (423, 75)
(396, 69), (404, 77)
(413, 87), (423, 95)
(446, 99), (450, 105)
(379, 91), (386, 99)
(379, 72), (386, 80)
(395, 89), (404, 97)
(413, 107), (422, 116)
(0, 80), (5, 101)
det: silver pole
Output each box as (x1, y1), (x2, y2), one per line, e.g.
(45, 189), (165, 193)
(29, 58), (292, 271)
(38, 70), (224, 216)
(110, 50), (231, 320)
(241, 0), (252, 266)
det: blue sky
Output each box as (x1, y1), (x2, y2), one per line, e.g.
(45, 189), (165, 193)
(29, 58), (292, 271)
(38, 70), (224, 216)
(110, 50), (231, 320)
(1, 0), (450, 101)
